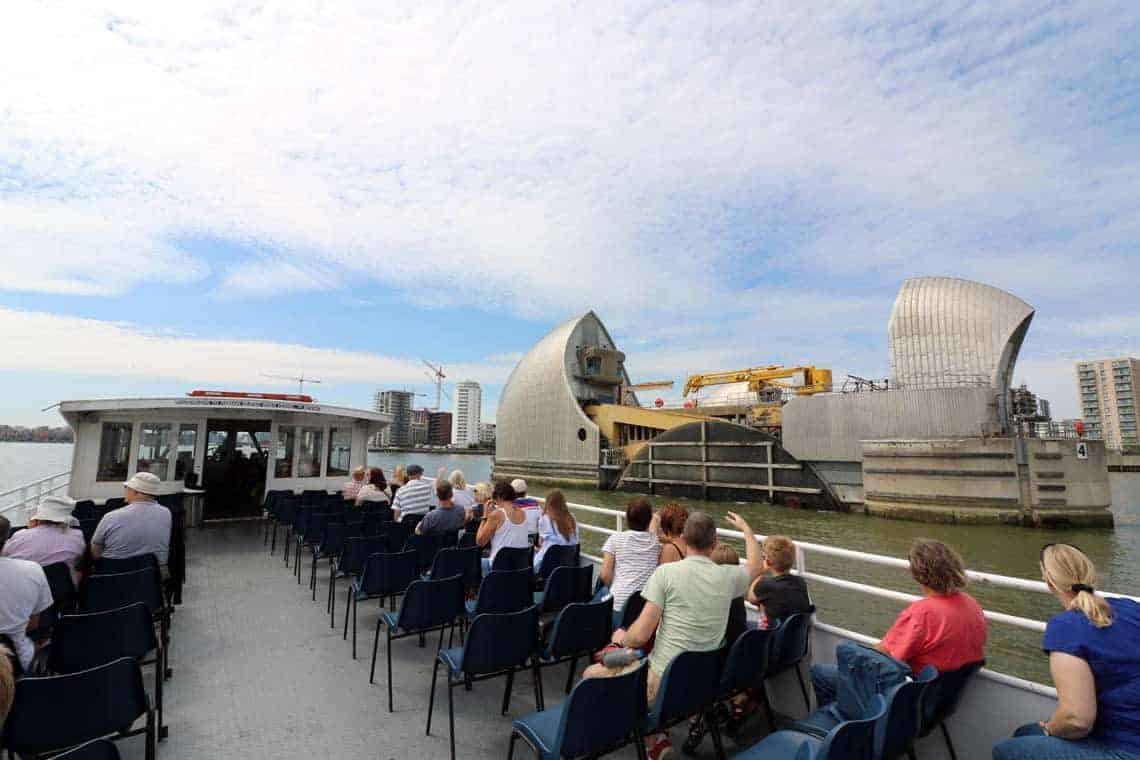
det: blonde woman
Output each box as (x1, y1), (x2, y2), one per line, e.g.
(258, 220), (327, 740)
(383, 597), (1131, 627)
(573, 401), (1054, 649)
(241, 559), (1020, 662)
(993, 544), (1140, 760)
(467, 482), (493, 524)
(449, 470), (476, 510)
(389, 465), (408, 498)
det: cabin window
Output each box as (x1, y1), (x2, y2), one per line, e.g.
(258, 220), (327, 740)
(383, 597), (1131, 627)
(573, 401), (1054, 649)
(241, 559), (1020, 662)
(326, 427), (351, 477)
(275, 426), (296, 478)
(298, 427), (323, 478)
(175, 424), (197, 481)
(97, 422), (133, 481)
(137, 423), (174, 480)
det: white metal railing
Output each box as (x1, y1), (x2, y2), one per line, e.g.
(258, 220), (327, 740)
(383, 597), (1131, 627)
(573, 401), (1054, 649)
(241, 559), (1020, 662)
(0, 471), (71, 524)
(554, 498), (1140, 636)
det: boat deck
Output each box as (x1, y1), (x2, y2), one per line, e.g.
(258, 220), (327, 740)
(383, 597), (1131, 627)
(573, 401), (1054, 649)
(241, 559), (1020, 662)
(120, 522), (761, 759)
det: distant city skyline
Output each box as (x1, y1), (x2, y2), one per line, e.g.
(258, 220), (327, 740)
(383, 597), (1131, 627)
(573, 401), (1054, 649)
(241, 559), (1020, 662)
(3, 3), (1139, 427)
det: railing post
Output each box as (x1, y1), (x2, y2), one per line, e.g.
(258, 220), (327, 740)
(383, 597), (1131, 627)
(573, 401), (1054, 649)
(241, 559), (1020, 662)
(795, 544), (807, 576)
(615, 513), (624, 533)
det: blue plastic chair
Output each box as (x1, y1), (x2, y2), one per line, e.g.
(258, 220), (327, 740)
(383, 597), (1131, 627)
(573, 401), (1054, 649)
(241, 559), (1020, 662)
(538, 597), (613, 694)
(3, 657), (156, 760)
(509, 659), (648, 760)
(270, 494), (299, 555)
(310, 520), (363, 601)
(262, 489), (288, 545)
(430, 546), (483, 590)
(294, 511), (334, 582)
(404, 532), (445, 573)
(881, 666), (938, 760)
(646, 648), (728, 759)
(283, 504), (311, 566)
(768, 609), (815, 711)
(733, 694), (887, 760)
(81, 567), (171, 681)
(50, 738), (122, 759)
(493, 546), (534, 574)
(536, 564), (593, 616)
(50, 602), (167, 740)
(468, 568), (534, 619)
(428, 605), (544, 760)
(330, 535), (388, 628)
(345, 550), (419, 659)
(534, 543), (580, 588)
(916, 660), (984, 760)
(371, 574), (465, 711)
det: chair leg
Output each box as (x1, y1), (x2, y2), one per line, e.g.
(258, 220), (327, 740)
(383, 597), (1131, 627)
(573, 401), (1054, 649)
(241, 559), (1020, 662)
(507, 731), (518, 760)
(311, 554), (318, 600)
(343, 586), (352, 640)
(941, 722), (959, 760)
(532, 658), (545, 712)
(634, 729), (649, 760)
(145, 704), (156, 760)
(328, 569), (336, 626)
(284, 529), (291, 564)
(448, 680), (457, 760)
(369, 616), (383, 684)
(794, 663), (811, 713)
(352, 593), (358, 659)
(501, 668), (516, 715)
(155, 653), (167, 740)
(708, 708), (727, 760)
(427, 656), (440, 735)
(564, 656), (578, 694)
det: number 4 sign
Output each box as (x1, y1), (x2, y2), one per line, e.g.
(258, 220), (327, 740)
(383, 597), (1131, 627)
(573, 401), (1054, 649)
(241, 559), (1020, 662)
(1076, 442), (1089, 460)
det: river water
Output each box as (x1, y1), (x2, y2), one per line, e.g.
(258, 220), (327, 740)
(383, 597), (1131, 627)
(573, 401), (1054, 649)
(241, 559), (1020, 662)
(4, 443), (1137, 683)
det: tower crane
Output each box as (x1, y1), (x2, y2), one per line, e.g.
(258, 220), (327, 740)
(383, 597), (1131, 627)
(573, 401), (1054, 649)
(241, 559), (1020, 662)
(422, 360), (447, 411)
(262, 373), (323, 396)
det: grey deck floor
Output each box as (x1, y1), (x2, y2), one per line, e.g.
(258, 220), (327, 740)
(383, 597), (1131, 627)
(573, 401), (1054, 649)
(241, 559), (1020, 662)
(115, 522), (753, 760)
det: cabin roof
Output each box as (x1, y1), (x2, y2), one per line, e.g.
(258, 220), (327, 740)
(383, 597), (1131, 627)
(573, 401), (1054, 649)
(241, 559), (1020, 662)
(57, 396), (390, 425)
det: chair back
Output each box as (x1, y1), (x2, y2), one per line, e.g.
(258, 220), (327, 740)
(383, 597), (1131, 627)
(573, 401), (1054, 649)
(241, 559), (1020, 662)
(79, 518), (101, 544)
(277, 495), (299, 524)
(339, 535), (389, 576)
(92, 553), (159, 576)
(457, 530), (478, 549)
(546, 597), (613, 659)
(2, 657), (148, 756)
(73, 500), (99, 520)
(462, 605), (540, 675)
(491, 545), (532, 573)
(302, 511), (333, 544)
(362, 509), (392, 536)
(292, 505), (312, 534)
(720, 626), (776, 696)
(359, 550), (419, 598)
(384, 521), (411, 553)
(651, 648), (725, 729)
(397, 575), (465, 632)
(620, 590), (647, 629)
(403, 533), (443, 573)
(301, 489), (327, 508)
(103, 497), (126, 511)
(811, 694), (887, 760)
(431, 546), (482, 588)
(541, 564), (593, 614)
(474, 568), (533, 615)
(80, 567), (164, 616)
(556, 661), (648, 757)
(920, 660), (984, 736)
(156, 493), (182, 510)
(50, 738), (122, 759)
(771, 609), (814, 672)
(881, 666), (937, 759)
(322, 521), (361, 557)
(42, 561), (78, 612)
(536, 543), (580, 580)
(50, 603), (157, 673)
(325, 495), (348, 514)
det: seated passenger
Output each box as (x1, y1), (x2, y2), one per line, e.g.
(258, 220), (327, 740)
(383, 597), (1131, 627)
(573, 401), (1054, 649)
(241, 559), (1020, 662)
(747, 535), (812, 629)
(0, 641), (12, 723)
(416, 481), (466, 536)
(476, 481), (530, 573)
(91, 472), (172, 565)
(655, 503), (689, 564)
(466, 481), (492, 524)
(355, 467), (391, 508)
(342, 466), (367, 502)
(584, 511), (765, 760)
(812, 538), (986, 706)
(1, 496), (86, 580)
(711, 544), (747, 647)
(510, 479), (541, 534)
(533, 489), (579, 571)
(448, 470), (476, 511)
(993, 544), (1140, 760)
(392, 464), (438, 522)
(598, 498), (660, 628)
(0, 516), (54, 674)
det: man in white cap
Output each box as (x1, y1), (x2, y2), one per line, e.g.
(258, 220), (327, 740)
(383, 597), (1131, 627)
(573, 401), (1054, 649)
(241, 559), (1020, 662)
(91, 471), (172, 565)
(1, 495), (85, 577)
(0, 515), (53, 674)
(511, 478), (542, 534)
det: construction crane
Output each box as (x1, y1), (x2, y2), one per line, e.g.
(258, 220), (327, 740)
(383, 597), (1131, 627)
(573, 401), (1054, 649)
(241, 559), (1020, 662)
(422, 360), (446, 411)
(262, 373), (323, 396)
(681, 365), (832, 398)
(629, 380), (675, 391)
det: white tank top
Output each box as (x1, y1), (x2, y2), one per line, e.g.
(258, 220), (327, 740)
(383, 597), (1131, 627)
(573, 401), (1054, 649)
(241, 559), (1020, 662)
(490, 508), (531, 562)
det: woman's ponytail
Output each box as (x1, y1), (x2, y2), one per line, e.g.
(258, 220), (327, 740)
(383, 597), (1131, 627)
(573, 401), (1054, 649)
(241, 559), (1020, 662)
(1042, 545), (1114, 628)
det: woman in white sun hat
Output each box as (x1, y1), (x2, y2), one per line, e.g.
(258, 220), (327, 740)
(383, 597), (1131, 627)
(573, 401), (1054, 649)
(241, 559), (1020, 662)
(0, 495), (86, 578)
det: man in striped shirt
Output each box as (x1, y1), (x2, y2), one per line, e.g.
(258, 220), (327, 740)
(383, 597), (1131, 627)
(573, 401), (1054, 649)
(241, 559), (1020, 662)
(392, 464), (438, 521)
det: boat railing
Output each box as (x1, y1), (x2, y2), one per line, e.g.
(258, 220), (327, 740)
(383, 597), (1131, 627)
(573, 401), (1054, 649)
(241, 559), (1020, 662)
(0, 470), (71, 524)
(552, 499), (1139, 639)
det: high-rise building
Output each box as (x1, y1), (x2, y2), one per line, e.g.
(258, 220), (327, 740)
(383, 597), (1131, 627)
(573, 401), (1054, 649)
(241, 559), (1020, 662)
(452, 381), (482, 446)
(428, 412), (453, 446)
(1075, 357), (1139, 449)
(374, 390), (414, 447)
(409, 408), (429, 446)
(479, 422), (496, 445)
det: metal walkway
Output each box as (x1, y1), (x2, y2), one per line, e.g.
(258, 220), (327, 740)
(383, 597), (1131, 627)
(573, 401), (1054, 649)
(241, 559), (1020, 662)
(116, 522), (743, 760)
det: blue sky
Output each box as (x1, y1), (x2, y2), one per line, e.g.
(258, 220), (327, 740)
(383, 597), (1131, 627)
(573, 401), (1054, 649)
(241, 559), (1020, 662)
(3, 1), (1139, 427)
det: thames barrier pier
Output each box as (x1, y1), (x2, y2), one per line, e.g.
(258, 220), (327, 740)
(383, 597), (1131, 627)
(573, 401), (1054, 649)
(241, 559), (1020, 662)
(494, 277), (1114, 527)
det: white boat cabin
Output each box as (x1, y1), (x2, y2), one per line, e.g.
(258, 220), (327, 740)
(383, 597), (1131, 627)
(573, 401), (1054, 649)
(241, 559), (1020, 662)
(59, 392), (390, 519)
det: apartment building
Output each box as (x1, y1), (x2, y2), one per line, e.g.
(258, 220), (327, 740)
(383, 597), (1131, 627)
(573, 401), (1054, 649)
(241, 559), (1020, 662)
(1076, 357), (1138, 449)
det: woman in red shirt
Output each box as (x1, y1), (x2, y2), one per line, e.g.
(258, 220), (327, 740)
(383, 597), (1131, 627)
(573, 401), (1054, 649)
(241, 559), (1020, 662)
(812, 538), (987, 704)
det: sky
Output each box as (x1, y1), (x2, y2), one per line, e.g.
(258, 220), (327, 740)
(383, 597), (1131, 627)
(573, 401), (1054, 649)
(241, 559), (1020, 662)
(2, 1), (1139, 427)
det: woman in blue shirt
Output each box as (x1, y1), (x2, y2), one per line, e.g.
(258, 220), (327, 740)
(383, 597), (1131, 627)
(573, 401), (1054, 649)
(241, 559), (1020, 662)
(532, 489), (579, 570)
(994, 543), (1140, 760)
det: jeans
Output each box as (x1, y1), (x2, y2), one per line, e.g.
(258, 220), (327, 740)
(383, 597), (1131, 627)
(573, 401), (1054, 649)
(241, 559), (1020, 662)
(993, 724), (1137, 760)
(480, 557), (491, 576)
(810, 663), (839, 706)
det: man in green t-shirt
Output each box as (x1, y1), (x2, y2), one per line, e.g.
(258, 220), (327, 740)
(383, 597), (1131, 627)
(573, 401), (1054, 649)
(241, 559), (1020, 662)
(583, 511), (764, 760)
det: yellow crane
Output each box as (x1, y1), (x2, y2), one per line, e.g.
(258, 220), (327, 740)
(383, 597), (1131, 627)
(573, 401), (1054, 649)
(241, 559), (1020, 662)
(682, 365), (833, 398)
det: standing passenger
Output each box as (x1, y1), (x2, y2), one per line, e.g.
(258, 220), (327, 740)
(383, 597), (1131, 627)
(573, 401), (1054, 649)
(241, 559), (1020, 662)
(993, 544), (1140, 760)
